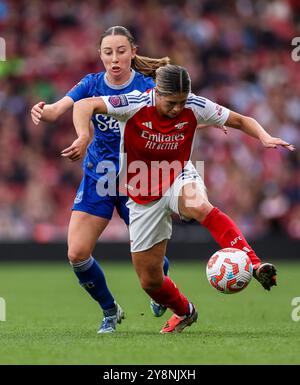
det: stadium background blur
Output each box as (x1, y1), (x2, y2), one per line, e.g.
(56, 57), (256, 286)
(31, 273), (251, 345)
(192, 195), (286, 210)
(0, 0), (300, 247)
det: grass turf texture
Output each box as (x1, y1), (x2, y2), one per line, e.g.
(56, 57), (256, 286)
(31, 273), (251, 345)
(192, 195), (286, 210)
(0, 261), (299, 365)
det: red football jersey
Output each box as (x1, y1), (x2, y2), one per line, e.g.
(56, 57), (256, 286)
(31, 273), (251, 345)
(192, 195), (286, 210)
(103, 89), (230, 204)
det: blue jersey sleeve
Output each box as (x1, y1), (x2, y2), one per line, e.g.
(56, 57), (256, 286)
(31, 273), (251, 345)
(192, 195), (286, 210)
(66, 74), (94, 102)
(144, 76), (155, 90)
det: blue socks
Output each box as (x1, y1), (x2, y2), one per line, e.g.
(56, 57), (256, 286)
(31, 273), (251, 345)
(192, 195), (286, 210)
(72, 256), (115, 310)
(72, 255), (170, 311)
(163, 256), (169, 276)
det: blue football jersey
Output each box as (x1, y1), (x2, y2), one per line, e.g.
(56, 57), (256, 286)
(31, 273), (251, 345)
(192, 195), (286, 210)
(66, 70), (155, 180)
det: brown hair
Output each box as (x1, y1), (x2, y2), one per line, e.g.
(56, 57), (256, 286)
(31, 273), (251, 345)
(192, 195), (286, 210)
(156, 65), (191, 95)
(100, 26), (170, 79)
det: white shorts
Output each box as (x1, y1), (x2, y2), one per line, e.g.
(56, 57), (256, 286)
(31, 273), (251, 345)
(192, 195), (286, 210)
(126, 161), (206, 252)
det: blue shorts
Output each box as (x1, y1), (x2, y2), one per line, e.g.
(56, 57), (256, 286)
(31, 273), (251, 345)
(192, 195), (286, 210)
(72, 173), (129, 225)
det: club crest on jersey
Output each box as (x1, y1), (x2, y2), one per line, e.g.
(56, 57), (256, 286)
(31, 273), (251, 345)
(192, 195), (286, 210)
(108, 95), (129, 108)
(175, 122), (188, 130)
(74, 191), (83, 204)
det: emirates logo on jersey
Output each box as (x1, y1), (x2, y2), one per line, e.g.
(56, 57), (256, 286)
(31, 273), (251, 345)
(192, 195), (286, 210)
(141, 130), (185, 151)
(141, 130), (185, 142)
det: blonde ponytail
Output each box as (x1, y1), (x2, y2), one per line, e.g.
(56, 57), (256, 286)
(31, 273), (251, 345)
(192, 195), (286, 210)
(132, 55), (170, 79)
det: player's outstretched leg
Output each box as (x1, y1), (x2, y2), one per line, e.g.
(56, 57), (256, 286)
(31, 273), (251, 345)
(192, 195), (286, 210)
(201, 207), (277, 291)
(150, 255), (169, 317)
(98, 303), (125, 334)
(160, 302), (198, 334)
(253, 262), (277, 291)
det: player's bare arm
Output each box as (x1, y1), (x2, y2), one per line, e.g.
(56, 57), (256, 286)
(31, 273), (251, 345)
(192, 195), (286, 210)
(61, 97), (108, 161)
(197, 123), (228, 134)
(31, 96), (74, 125)
(225, 110), (295, 151)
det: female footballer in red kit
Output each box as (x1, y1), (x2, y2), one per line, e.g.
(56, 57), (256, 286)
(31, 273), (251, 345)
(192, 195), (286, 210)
(65, 64), (295, 333)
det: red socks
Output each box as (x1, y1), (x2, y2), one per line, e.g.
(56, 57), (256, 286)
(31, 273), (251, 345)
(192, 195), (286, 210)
(145, 207), (260, 317)
(201, 207), (261, 267)
(146, 276), (190, 316)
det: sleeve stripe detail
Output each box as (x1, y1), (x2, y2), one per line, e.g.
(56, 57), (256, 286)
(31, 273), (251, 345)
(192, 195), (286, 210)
(127, 95), (149, 101)
(127, 100), (151, 105)
(186, 101), (206, 108)
(188, 96), (206, 103)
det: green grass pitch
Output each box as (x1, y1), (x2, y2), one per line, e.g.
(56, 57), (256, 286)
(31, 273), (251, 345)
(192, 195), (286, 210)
(0, 260), (299, 365)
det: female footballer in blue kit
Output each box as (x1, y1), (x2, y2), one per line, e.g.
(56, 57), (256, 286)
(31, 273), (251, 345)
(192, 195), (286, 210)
(30, 26), (170, 333)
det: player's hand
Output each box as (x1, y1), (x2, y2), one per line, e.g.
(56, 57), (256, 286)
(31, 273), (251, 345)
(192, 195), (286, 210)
(61, 135), (90, 162)
(260, 136), (295, 151)
(31, 101), (46, 125)
(197, 124), (228, 134)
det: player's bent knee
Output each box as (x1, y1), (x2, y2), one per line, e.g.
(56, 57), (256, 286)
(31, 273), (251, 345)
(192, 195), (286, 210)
(67, 248), (91, 264)
(140, 276), (164, 292)
(184, 201), (212, 222)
